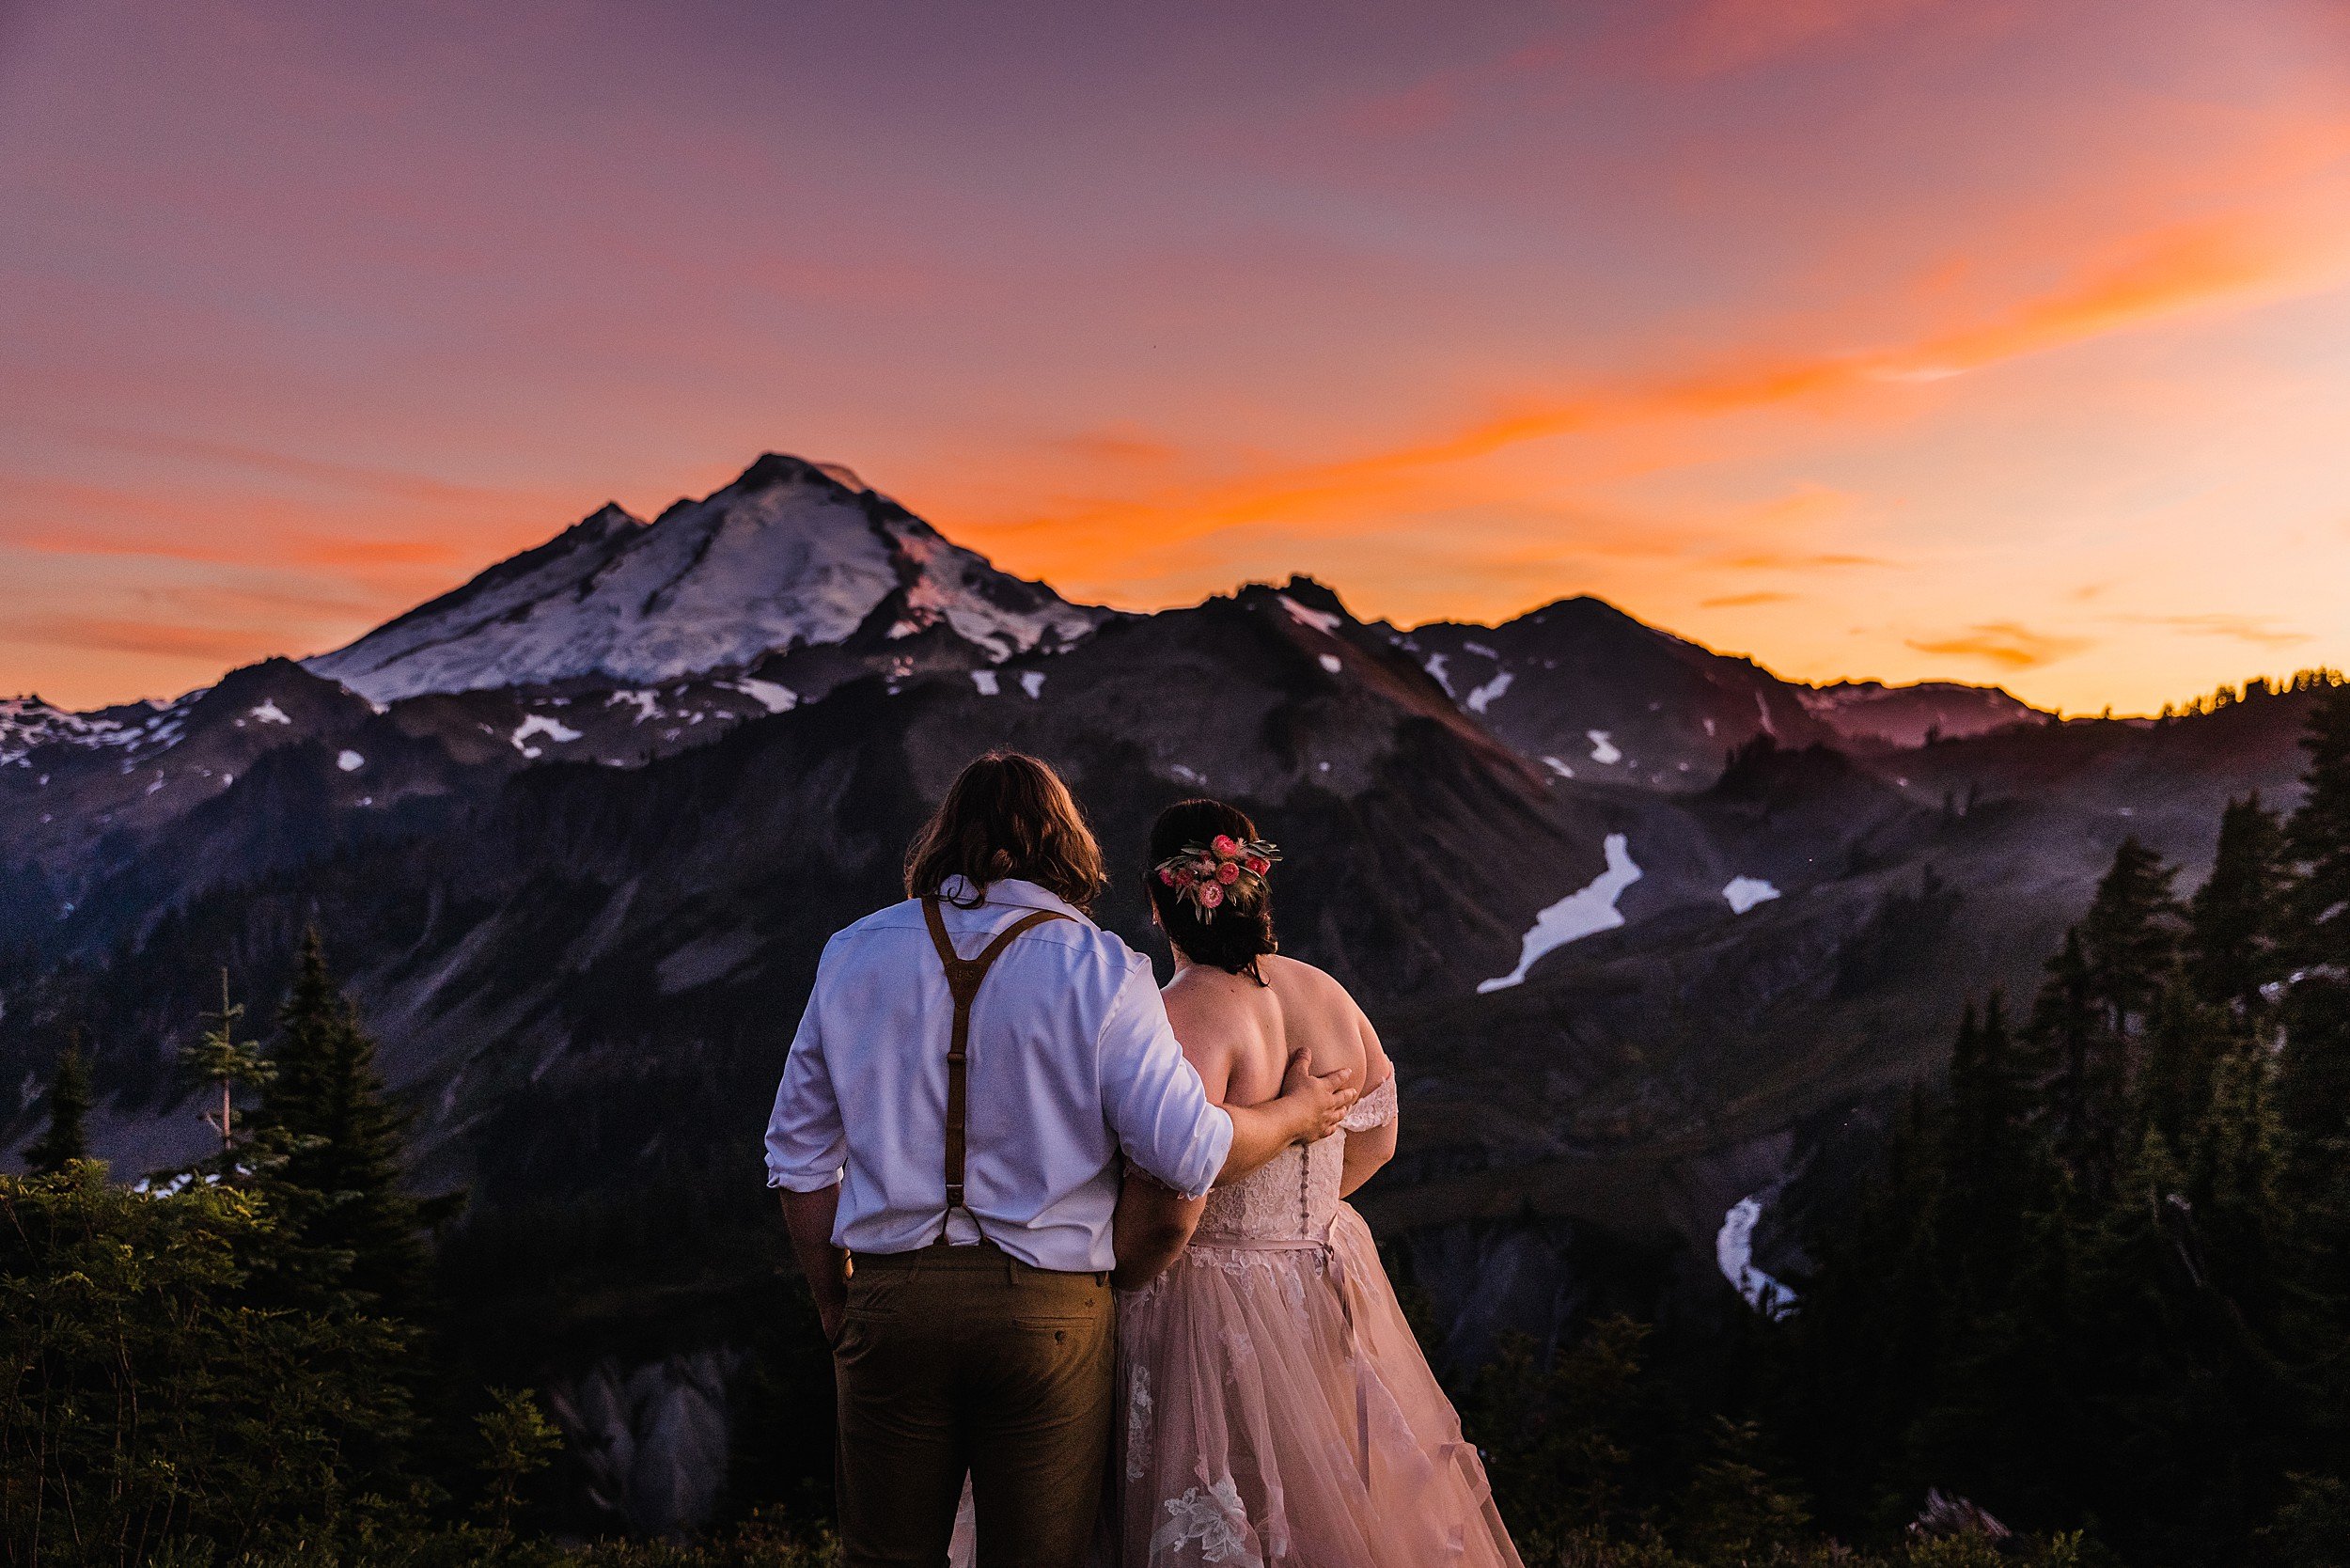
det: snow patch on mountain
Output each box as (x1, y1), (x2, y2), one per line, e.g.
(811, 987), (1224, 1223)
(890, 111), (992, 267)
(1278, 594), (1341, 635)
(1723, 876), (1781, 915)
(249, 701), (291, 726)
(1717, 1190), (1796, 1318)
(337, 750), (365, 773)
(1587, 729), (1621, 764)
(721, 679), (796, 714)
(305, 456), (1104, 702)
(970, 670), (999, 697)
(512, 714), (584, 753)
(1466, 670), (1513, 713)
(1479, 833), (1643, 993)
(607, 691), (662, 725)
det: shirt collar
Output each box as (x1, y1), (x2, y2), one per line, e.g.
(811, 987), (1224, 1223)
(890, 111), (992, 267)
(935, 874), (1093, 926)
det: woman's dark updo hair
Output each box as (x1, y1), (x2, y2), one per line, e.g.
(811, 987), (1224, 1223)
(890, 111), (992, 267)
(1147, 798), (1277, 983)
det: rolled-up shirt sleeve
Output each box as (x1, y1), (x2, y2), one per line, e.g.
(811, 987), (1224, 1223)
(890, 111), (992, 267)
(1098, 959), (1233, 1200)
(765, 979), (847, 1192)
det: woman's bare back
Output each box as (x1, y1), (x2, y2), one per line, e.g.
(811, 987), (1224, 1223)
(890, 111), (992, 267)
(1163, 952), (1391, 1111)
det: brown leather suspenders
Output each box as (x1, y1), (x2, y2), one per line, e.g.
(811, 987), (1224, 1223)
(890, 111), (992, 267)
(919, 897), (1068, 1221)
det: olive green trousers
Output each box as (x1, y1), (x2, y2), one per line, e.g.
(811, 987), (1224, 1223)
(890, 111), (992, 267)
(833, 1242), (1114, 1568)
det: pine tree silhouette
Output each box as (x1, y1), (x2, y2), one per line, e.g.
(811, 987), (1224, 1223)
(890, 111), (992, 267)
(2078, 836), (2183, 1037)
(2030, 929), (2104, 1186)
(2278, 682), (2350, 1173)
(2138, 983), (2228, 1153)
(2187, 793), (2293, 1015)
(179, 970), (270, 1169)
(2288, 682), (2350, 970)
(253, 928), (448, 1317)
(1936, 992), (2035, 1293)
(24, 1029), (91, 1174)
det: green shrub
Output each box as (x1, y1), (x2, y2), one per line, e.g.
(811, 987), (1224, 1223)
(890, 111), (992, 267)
(0, 1163), (415, 1566)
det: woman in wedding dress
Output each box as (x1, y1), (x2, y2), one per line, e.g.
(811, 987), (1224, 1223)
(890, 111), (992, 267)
(1106, 799), (1524, 1568)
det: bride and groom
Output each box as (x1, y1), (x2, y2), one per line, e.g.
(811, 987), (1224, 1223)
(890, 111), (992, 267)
(765, 752), (1522, 1567)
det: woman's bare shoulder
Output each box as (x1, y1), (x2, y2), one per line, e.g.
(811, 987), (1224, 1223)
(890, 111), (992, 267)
(1163, 965), (1273, 1041)
(1261, 953), (1361, 1012)
(1163, 966), (1280, 1095)
(1262, 954), (1389, 1081)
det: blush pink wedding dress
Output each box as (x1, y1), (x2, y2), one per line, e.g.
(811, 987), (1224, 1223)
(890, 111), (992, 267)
(1109, 1075), (1524, 1567)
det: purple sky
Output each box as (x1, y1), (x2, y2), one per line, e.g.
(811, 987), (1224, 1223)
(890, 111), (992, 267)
(4, 0), (2348, 711)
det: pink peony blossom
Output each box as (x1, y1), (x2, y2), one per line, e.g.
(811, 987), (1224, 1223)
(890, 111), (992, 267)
(1159, 867), (1176, 886)
(1245, 855), (1270, 874)
(1198, 883), (1224, 908)
(1211, 834), (1240, 858)
(1215, 860), (1241, 885)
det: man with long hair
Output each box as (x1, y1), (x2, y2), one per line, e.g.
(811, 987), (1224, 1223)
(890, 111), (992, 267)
(765, 752), (1357, 1567)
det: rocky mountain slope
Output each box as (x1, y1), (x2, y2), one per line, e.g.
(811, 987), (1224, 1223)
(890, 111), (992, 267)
(0, 449), (2310, 1531)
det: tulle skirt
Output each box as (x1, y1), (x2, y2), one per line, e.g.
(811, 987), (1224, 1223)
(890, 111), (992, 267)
(1112, 1203), (1524, 1568)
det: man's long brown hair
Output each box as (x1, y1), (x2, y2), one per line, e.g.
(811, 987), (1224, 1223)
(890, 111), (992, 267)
(904, 752), (1107, 910)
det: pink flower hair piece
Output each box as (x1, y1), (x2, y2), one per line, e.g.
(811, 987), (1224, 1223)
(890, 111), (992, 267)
(1153, 834), (1281, 923)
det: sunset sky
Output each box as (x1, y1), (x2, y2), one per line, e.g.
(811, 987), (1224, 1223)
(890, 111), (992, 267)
(4, 0), (2347, 714)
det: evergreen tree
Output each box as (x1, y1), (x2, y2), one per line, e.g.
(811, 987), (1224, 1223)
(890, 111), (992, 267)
(2279, 682), (2350, 1164)
(2077, 836), (2183, 1037)
(2271, 683), (2350, 1522)
(2029, 839), (2184, 1198)
(2029, 930), (2106, 1188)
(254, 929), (446, 1318)
(2137, 982), (2228, 1153)
(178, 970), (270, 1169)
(1778, 1088), (1948, 1537)
(23, 1030), (90, 1175)
(2288, 682), (2350, 971)
(2187, 793), (2293, 1015)
(1935, 993), (2039, 1300)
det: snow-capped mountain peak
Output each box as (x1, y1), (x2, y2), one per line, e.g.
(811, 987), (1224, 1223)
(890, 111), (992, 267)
(305, 454), (1104, 703)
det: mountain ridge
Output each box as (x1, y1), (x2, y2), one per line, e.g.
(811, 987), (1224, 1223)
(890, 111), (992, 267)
(0, 450), (2326, 1534)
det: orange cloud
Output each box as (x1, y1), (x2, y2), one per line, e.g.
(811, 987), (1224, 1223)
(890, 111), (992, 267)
(66, 429), (517, 505)
(1905, 621), (2093, 670)
(1701, 590), (1796, 607)
(1050, 427), (1183, 468)
(2, 615), (290, 663)
(1716, 551), (1888, 572)
(964, 212), (2331, 581)
(2121, 612), (2313, 648)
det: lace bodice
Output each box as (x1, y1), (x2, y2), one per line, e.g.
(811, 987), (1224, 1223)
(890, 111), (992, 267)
(1194, 1076), (1396, 1246)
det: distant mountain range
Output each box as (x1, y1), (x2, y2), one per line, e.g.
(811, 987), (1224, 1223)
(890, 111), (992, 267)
(0, 452), (2311, 1532)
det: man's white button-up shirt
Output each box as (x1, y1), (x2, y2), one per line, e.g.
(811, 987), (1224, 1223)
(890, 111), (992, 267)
(763, 875), (1234, 1273)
